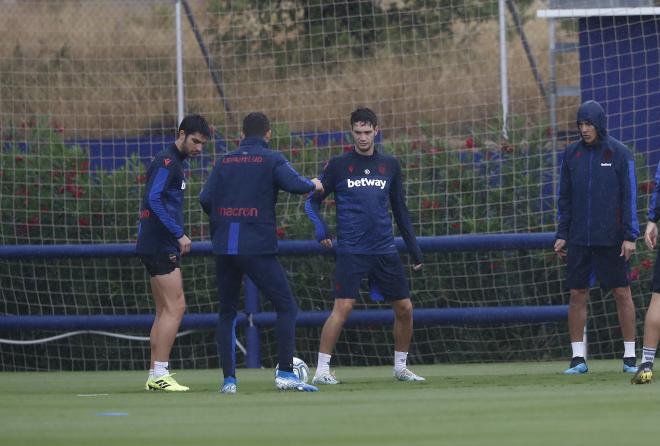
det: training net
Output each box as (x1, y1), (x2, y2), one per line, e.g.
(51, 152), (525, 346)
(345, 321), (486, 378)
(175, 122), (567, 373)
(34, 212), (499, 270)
(1, 0), (658, 371)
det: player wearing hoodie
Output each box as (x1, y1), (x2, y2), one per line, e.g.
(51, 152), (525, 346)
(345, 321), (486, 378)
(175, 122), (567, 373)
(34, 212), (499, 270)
(554, 100), (639, 375)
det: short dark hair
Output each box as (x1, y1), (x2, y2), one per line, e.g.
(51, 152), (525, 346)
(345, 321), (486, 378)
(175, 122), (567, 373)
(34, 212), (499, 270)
(242, 112), (271, 138)
(179, 114), (211, 138)
(350, 107), (378, 128)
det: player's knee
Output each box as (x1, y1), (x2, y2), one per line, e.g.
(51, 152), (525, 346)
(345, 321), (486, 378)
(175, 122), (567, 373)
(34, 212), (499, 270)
(331, 301), (354, 321)
(393, 299), (413, 319)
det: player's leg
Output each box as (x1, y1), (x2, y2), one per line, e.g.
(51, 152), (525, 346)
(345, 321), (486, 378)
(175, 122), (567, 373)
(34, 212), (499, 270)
(215, 255), (243, 393)
(141, 254), (189, 391)
(313, 254), (365, 384)
(375, 253), (424, 381)
(595, 245), (636, 372)
(564, 245), (591, 374)
(240, 255), (317, 392)
(632, 293), (660, 383)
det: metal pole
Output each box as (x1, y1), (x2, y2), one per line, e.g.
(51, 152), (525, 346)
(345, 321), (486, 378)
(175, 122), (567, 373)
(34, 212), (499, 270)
(549, 19), (558, 193)
(175, 0), (184, 126)
(498, 0), (509, 140)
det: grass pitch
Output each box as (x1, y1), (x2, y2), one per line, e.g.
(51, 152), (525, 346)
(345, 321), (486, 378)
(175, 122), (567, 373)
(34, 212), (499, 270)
(1, 360), (659, 446)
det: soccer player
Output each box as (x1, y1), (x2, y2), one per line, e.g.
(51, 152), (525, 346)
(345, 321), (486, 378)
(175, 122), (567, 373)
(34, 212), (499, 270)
(631, 167), (660, 384)
(305, 107), (424, 385)
(554, 100), (639, 375)
(200, 112), (323, 393)
(136, 114), (210, 391)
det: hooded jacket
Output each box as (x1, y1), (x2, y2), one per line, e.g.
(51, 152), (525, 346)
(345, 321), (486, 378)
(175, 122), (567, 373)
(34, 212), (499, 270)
(556, 100), (639, 246)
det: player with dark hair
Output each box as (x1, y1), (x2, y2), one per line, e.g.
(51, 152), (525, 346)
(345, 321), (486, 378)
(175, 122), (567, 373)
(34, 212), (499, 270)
(305, 107), (425, 385)
(200, 111), (323, 393)
(554, 100), (639, 375)
(631, 162), (660, 384)
(137, 114), (211, 391)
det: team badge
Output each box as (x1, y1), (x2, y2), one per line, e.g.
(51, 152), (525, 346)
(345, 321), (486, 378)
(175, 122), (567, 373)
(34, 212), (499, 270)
(348, 165), (354, 174)
(164, 158), (172, 166)
(378, 164), (386, 175)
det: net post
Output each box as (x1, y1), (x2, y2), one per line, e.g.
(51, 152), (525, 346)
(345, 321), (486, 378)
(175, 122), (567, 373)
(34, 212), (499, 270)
(244, 278), (261, 368)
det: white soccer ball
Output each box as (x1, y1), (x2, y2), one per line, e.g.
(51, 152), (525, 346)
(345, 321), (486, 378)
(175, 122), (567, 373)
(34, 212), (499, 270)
(275, 357), (309, 383)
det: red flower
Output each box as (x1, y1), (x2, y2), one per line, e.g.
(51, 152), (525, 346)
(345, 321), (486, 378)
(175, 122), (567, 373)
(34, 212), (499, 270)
(78, 217), (90, 227)
(422, 199), (432, 209)
(15, 155), (24, 162)
(136, 174), (147, 184)
(427, 147), (440, 155)
(276, 227), (286, 239)
(641, 258), (653, 270)
(28, 214), (39, 226)
(291, 148), (300, 157)
(343, 145), (353, 153)
(465, 136), (475, 149)
(451, 222), (461, 230)
(79, 160), (90, 174)
(65, 170), (77, 183)
(489, 262), (500, 271)
(630, 267), (640, 281)
(41, 206), (50, 212)
(55, 126), (64, 134)
(545, 126), (553, 138)
(16, 187), (29, 196)
(66, 184), (84, 198)
(431, 200), (441, 209)
(639, 181), (655, 194)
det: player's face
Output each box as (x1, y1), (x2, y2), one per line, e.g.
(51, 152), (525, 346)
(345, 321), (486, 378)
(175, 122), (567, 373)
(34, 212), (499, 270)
(181, 132), (207, 157)
(578, 121), (597, 145)
(351, 121), (377, 155)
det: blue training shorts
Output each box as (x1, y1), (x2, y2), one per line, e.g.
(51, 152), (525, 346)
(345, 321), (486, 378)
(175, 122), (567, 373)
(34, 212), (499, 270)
(334, 253), (410, 301)
(566, 244), (630, 290)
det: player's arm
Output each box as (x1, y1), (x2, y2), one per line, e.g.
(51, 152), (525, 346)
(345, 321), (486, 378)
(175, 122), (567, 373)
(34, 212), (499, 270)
(390, 160), (423, 268)
(199, 163), (219, 216)
(618, 148), (639, 260)
(645, 162), (660, 250)
(273, 154), (320, 194)
(555, 149), (571, 256)
(147, 164), (185, 240)
(305, 161), (335, 248)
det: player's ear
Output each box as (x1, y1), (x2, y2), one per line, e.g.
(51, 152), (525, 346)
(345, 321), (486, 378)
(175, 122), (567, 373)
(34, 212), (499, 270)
(264, 129), (272, 142)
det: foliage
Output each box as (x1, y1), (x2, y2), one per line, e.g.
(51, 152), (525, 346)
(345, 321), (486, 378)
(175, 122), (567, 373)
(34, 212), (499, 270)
(204, 0), (536, 72)
(1, 115), (656, 368)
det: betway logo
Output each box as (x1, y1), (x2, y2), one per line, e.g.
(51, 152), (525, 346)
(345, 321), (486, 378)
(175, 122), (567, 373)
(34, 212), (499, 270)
(347, 178), (387, 189)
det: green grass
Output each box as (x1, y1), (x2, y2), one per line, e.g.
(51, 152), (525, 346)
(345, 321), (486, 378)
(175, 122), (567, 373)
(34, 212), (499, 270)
(1, 361), (659, 446)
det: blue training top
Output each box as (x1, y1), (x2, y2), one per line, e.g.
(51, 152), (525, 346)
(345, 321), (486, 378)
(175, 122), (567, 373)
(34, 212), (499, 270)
(305, 148), (423, 264)
(200, 137), (315, 255)
(556, 100), (639, 246)
(136, 144), (188, 255)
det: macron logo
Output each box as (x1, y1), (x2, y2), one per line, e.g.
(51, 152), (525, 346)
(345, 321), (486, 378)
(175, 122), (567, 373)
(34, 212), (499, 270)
(347, 178), (387, 190)
(601, 163), (612, 167)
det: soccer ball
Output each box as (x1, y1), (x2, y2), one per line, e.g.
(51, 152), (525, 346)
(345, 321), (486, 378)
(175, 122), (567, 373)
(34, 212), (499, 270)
(275, 357), (309, 383)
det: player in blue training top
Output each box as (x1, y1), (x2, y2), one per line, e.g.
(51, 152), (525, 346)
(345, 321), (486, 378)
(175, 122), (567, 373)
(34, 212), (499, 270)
(200, 112), (323, 393)
(136, 114), (210, 391)
(554, 100), (639, 375)
(305, 107), (425, 385)
(631, 162), (660, 384)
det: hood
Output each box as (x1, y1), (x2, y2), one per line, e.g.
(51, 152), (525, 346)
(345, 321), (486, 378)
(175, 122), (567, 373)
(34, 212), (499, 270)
(576, 100), (607, 140)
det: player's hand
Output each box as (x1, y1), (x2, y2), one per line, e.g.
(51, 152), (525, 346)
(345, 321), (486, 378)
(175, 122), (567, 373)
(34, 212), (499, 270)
(178, 234), (192, 255)
(645, 221), (658, 250)
(320, 238), (332, 249)
(311, 178), (324, 193)
(413, 263), (423, 271)
(620, 240), (636, 261)
(553, 238), (567, 257)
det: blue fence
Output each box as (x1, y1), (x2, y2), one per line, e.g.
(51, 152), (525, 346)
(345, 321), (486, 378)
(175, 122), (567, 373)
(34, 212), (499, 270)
(0, 233), (567, 368)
